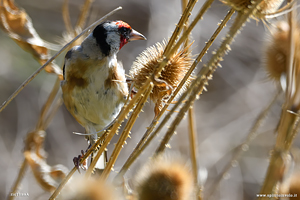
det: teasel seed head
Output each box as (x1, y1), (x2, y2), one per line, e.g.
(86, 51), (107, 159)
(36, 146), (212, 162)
(264, 21), (300, 82)
(135, 154), (193, 200)
(220, 0), (284, 18)
(129, 40), (194, 116)
(61, 177), (117, 200)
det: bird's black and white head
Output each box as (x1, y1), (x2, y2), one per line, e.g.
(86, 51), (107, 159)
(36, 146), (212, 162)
(92, 20), (146, 57)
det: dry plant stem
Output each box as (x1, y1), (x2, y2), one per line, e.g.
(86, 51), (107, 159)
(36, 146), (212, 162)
(62, 0), (74, 34)
(85, 80), (152, 178)
(207, 91), (281, 199)
(43, 98), (63, 129)
(0, 6), (122, 113)
(156, 0), (215, 80)
(181, 0), (199, 198)
(7, 159), (28, 200)
(280, 1), (297, 150)
(259, 111), (299, 197)
(115, 0), (204, 179)
(181, 0), (190, 47)
(100, 84), (153, 180)
(155, 0), (264, 154)
(188, 107), (201, 198)
(259, 5), (299, 196)
(163, 0), (197, 55)
(48, 133), (107, 200)
(76, 0), (94, 29)
(116, 9), (234, 179)
(188, 107), (198, 182)
(286, 1), (295, 102)
(155, 76), (205, 154)
(37, 78), (61, 130)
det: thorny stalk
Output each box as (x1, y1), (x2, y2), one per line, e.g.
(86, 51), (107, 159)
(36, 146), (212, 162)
(133, 63), (205, 200)
(7, 159), (28, 200)
(154, 0), (264, 163)
(181, 0), (200, 199)
(207, 90), (281, 198)
(48, 132), (107, 200)
(117, 8), (234, 179)
(188, 106), (201, 199)
(188, 109), (200, 178)
(286, 1), (296, 102)
(154, 71), (205, 155)
(155, 0), (215, 81)
(259, 3), (300, 196)
(181, 0), (190, 47)
(0, 6), (122, 113)
(100, 83), (154, 180)
(85, 79), (153, 178)
(163, 0), (197, 55)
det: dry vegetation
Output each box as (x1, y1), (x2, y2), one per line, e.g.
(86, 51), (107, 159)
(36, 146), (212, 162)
(1, 0), (300, 200)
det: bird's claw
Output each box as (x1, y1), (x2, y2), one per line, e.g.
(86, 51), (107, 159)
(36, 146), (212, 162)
(73, 150), (87, 173)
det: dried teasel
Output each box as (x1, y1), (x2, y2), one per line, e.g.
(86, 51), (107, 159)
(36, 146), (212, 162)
(24, 130), (47, 159)
(264, 21), (300, 82)
(23, 130), (68, 192)
(129, 41), (194, 116)
(61, 177), (117, 200)
(220, 0), (284, 18)
(24, 151), (68, 192)
(0, 0), (62, 79)
(135, 154), (193, 200)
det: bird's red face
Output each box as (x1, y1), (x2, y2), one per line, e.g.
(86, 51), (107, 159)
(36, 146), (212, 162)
(116, 21), (131, 49)
(116, 21), (146, 50)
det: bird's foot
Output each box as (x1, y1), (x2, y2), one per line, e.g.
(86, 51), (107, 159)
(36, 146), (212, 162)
(73, 150), (87, 173)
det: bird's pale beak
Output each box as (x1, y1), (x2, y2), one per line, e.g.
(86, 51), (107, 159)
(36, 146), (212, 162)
(129, 29), (147, 41)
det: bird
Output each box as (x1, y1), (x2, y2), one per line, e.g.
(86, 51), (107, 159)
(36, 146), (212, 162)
(61, 20), (146, 171)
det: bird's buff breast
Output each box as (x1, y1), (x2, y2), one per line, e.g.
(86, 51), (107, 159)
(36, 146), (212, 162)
(62, 60), (128, 133)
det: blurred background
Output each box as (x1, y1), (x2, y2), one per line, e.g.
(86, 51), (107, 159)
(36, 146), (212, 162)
(0, 0), (297, 199)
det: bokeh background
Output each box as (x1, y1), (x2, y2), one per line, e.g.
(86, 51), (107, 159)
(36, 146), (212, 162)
(0, 0), (298, 199)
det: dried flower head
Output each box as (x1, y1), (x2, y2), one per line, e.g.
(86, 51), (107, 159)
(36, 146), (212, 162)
(264, 21), (300, 81)
(220, 0), (284, 18)
(24, 151), (68, 192)
(130, 41), (193, 116)
(135, 154), (193, 200)
(23, 130), (68, 192)
(61, 177), (117, 200)
(0, 0), (63, 78)
(24, 130), (47, 158)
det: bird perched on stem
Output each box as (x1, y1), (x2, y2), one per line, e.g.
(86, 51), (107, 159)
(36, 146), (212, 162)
(61, 20), (146, 171)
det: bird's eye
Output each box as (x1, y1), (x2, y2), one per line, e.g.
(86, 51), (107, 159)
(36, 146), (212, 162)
(119, 27), (127, 34)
